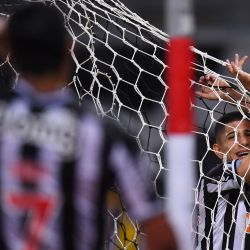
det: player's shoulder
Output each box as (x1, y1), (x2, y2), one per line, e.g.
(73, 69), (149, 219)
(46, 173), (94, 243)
(206, 163), (224, 179)
(0, 90), (20, 113)
(205, 161), (235, 182)
(80, 109), (139, 151)
(0, 89), (18, 102)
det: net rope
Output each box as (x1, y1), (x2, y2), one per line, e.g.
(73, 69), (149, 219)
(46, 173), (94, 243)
(1, 0), (250, 249)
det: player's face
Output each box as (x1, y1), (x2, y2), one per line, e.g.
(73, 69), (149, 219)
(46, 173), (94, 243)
(213, 119), (250, 161)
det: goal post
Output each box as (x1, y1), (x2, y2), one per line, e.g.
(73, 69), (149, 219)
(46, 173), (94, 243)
(165, 1), (195, 250)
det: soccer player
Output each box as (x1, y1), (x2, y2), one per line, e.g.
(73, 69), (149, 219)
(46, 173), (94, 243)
(195, 111), (250, 249)
(0, 4), (177, 250)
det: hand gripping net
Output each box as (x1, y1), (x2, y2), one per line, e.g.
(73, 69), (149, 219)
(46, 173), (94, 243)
(1, 0), (250, 249)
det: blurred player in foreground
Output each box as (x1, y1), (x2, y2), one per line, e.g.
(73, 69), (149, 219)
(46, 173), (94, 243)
(0, 3), (176, 250)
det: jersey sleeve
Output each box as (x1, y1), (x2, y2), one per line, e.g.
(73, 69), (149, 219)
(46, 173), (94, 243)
(107, 125), (162, 223)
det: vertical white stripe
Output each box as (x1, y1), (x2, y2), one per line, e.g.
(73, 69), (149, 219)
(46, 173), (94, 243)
(166, 134), (195, 250)
(196, 180), (206, 250)
(234, 200), (246, 250)
(1, 138), (23, 250)
(75, 115), (104, 250)
(213, 196), (227, 250)
(109, 143), (159, 221)
(38, 147), (62, 250)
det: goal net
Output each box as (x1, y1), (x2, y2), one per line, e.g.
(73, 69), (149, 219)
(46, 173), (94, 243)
(192, 48), (250, 249)
(0, 0), (250, 249)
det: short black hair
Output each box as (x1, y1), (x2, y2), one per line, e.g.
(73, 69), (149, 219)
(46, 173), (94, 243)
(8, 3), (68, 75)
(214, 111), (244, 143)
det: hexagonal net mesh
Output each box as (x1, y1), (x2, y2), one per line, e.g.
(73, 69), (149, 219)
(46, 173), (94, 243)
(1, 0), (250, 249)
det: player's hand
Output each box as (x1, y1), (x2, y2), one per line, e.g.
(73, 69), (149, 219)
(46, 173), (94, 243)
(226, 53), (250, 91)
(226, 53), (248, 75)
(196, 74), (229, 100)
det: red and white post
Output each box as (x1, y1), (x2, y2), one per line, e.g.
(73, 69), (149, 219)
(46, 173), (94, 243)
(165, 1), (195, 250)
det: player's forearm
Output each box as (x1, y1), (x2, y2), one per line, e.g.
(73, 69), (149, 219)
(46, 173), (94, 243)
(237, 93), (250, 114)
(237, 154), (250, 182)
(222, 88), (250, 114)
(141, 213), (177, 250)
(238, 73), (250, 92)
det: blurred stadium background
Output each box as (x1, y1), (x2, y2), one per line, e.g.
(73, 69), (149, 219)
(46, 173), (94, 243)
(123, 0), (250, 70)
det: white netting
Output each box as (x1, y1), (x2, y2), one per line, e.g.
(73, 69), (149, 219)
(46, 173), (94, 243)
(1, 0), (250, 249)
(192, 49), (250, 249)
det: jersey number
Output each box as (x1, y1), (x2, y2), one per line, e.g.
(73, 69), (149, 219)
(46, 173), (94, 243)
(7, 192), (56, 250)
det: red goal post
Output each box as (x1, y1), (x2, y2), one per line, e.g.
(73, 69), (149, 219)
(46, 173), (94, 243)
(165, 1), (195, 250)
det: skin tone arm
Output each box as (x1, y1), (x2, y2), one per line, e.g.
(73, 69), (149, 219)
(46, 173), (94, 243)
(196, 74), (236, 101)
(141, 213), (177, 250)
(196, 74), (250, 111)
(237, 153), (250, 182)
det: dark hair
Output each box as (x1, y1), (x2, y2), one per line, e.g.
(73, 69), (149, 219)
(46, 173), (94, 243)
(8, 4), (68, 75)
(214, 111), (244, 142)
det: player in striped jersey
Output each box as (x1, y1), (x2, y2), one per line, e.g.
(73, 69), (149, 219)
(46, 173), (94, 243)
(195, 111), (250, 250)
(0, 4), (177, 250)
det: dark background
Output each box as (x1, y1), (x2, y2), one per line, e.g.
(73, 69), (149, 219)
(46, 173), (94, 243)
(0, 0), (247, 188)
(121, 0), (249, 171)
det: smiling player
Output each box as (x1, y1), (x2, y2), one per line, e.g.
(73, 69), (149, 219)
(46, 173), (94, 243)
(195, 111), (250, 250)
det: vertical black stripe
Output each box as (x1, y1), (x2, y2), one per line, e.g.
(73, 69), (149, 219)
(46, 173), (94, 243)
(244, 231), (250, 250)
(195, 181), (204, 248)
(0, 212), (7, 249)
(60, 160), (76, 250)
(94, 128), (113, 250)
(201, 180), (217, 250)
(222, 190), (239, 249)
(20, 144), (38, 191)
(21, 143), (38, 158)
(228, 199), (239, 249)
(201, 182), (210, 250)
(0, 141), (7, 250)
(210, 201), (219, 250)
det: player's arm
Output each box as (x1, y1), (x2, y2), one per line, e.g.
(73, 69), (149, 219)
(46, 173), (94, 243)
(236, 153), (250, 182)
(141, 213), (177, 250)
(196, 74), (250, 113)
(196, 74), (232, 101)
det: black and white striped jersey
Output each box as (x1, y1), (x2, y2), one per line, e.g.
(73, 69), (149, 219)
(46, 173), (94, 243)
(195, 160), (250, 250)
(0, 80), (159, 250)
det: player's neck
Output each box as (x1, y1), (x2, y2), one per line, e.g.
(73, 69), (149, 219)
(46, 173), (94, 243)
(22, 63), (70, 93)
(23, 73), (67, 93)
